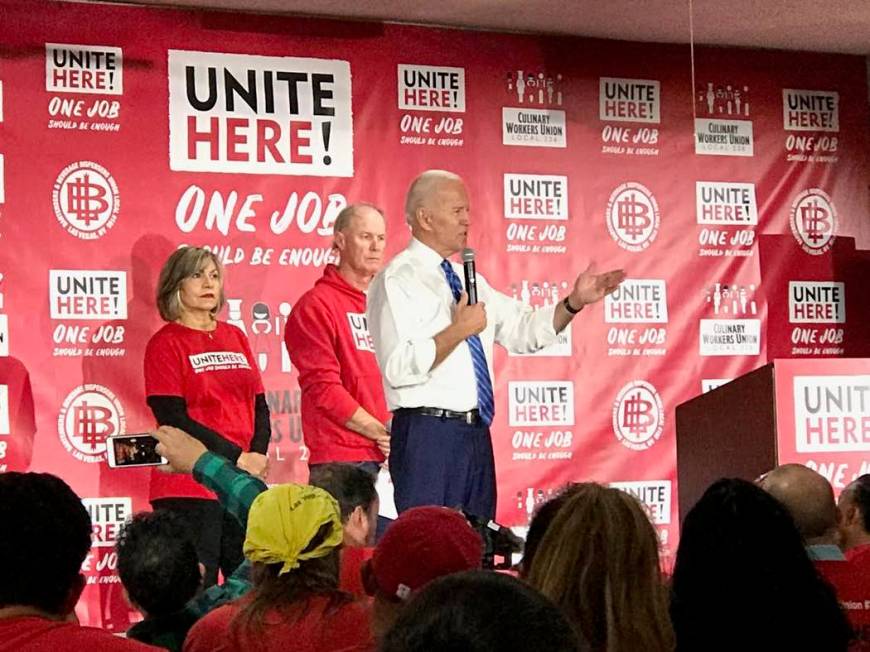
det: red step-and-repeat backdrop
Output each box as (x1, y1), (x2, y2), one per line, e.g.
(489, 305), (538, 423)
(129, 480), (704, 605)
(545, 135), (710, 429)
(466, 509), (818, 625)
(0, 0), (868, 628)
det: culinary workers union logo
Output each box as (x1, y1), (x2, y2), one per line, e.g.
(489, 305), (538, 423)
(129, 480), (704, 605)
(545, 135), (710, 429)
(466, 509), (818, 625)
(606, 182), (660, 252)
(57, 384), (125, 463)
(52, 161), (119, 240)
(789, 188), (836, 255)
(612, 380), (664, 450)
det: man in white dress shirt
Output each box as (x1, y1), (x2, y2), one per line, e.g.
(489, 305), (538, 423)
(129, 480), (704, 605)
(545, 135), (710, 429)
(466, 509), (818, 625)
(367, 170), (624, 518)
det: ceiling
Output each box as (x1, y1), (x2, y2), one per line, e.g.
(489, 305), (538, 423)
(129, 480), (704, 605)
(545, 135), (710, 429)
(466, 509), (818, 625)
(108, 0), (870, 55)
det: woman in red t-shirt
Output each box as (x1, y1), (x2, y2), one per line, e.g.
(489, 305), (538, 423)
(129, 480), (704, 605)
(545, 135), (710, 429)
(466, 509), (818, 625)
(144, 246), (270, 586)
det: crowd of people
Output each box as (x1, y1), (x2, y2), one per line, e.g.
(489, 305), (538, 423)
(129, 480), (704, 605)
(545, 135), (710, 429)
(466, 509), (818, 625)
(3, 440), (870, 651)
(2, 170), (867, 650)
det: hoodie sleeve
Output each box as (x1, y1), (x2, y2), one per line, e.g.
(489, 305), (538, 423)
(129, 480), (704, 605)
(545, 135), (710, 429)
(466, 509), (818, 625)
(284, 295), (362, 428)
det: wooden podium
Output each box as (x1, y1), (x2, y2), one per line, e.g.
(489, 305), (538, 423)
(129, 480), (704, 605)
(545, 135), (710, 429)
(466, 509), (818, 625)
(675, 358), (870, 523)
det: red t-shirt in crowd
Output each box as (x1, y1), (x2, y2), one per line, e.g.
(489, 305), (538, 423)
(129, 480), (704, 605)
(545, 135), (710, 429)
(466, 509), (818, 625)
(144, 321), (264, 501)
(284, 265), (388, 464)
(815, 557), (870, 646)
(0, 616), (157, 651)
(183, 594), (373, 652)
(844, 545), (870, 646)
(846, 543), (870, 565)
(340, 546), (374, 599)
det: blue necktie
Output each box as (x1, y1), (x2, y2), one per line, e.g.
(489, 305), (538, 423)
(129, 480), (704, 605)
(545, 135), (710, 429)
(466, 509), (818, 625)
(440, 259), (495, 426)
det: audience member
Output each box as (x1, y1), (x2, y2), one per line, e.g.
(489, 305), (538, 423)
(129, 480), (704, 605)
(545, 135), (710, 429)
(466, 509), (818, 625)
(759, 464), (842, 553)
(118, 427), (267, 649)
(364, 506), (483, 640)
(183, 484), (371, 652)
(524, 483), (673, 652)
(309, 463), (379, 596)
(517, 483), (579, 579)
(151, 426), (378, 612)
(760, 464), (870, 644)
(671, 478), (852, 651)
(838, 474), (870, 646)
(155, 428), (378, 554)
(117, 512), (205, 651)
(0, 472), (155, 651)
(839, 474), (870, 560)
(308, 463), (379, 547)
(380, 570), (580, 652)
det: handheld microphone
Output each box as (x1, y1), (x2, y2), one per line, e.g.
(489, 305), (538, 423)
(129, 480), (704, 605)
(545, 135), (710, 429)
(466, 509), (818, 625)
(462, 248), (477, 305)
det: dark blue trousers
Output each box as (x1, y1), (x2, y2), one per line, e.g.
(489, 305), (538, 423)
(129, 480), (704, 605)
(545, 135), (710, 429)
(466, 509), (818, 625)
(390, 410), (496, 520)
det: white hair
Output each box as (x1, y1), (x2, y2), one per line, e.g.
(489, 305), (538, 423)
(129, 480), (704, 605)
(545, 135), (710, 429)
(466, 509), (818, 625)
(404, 170), (463, 225)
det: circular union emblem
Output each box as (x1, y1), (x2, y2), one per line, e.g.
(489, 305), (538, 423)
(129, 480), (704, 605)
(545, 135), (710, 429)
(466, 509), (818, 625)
(57, 384), (125, 463)
(52, 161), (120, 240)
(606, 182), (660, 252)
(789, 188), (836, 256)
(612, 380), (664, 451)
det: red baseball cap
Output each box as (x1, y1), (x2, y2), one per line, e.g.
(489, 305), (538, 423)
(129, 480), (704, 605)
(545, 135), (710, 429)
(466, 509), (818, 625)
(369, 506), (484, 601)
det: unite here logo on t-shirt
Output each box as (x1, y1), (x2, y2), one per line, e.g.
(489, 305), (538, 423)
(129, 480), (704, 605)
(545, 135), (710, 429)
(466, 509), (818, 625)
(188, 351), (251, 373)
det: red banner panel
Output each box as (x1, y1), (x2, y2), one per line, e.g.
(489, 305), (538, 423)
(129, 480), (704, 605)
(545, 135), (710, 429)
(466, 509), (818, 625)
(0, 0), (867, 628)
(774, 358), (870, 492)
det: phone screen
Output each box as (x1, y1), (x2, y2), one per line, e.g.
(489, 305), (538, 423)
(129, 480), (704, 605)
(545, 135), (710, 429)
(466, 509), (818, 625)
(109, 434), (164, 467)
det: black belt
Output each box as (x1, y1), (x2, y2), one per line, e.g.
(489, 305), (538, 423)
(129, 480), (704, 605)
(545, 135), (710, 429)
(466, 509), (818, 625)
(397, 407), (481, 425)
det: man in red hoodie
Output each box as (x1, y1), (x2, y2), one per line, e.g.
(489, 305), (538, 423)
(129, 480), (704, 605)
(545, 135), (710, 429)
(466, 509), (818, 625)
(285, 203), (390, 474)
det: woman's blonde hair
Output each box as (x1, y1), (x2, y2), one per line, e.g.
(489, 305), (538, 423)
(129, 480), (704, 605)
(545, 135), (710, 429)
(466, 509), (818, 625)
(525, 483), (674, 652)
(155, 246), (225, 322)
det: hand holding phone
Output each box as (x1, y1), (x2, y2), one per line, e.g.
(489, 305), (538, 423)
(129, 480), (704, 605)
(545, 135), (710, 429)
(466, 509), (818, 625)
(151, 426), (207, 474)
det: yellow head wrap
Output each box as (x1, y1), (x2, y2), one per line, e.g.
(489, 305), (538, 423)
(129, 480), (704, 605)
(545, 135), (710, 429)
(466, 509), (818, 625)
(243, 484), (344, 575)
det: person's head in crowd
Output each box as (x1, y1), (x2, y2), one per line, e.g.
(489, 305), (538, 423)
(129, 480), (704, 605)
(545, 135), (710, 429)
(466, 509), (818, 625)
(116, 511), (202, 619)
(758, 463), (840, 546)
(838, 474), (870, 552)
(380, 570), (580, 652)
(0, 472), (92, 618)
(525, 483), (673, 652)
(404, 169), (469, 259)
(518, 483), (581, 579)
(231, 484), (349, 635)
(671, 478), (852, 651)
(364, 506), (483, 640)
(308, 463), (378, 547)
(155, 246), (225, 322)
(332, 203), (387, 282)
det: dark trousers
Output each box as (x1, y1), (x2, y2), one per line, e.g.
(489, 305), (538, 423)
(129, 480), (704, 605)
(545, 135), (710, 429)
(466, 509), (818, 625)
(151, 497), (245, 587)
(390, 410), (496, 520)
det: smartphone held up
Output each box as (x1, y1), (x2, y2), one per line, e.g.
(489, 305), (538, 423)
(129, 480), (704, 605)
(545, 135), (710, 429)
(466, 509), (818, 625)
(106, 433), (167, 468)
